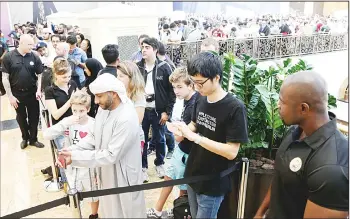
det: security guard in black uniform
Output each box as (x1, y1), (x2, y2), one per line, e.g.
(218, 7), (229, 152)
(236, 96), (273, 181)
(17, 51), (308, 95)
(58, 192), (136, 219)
(1, 34), (45, 149)
(254, 71), (348, 219)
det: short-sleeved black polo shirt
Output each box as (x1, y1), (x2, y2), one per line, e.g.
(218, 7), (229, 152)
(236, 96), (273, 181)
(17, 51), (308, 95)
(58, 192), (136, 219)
(267, 112), (349, 219)
(44, 80), (78, 125)
(1, 49), (43, 95)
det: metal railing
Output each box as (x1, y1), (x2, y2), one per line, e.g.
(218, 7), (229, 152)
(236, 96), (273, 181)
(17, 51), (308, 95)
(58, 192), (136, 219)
(165, 33), (348, 65)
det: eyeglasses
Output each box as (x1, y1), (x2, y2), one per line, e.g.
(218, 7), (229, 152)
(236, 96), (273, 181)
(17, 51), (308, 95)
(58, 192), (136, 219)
(189, 77), (210, 89)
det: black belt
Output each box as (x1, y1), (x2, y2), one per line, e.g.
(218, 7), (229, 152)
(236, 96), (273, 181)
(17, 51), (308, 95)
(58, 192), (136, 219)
(15, 87), (34, 92)
(145, 107), (155, 111)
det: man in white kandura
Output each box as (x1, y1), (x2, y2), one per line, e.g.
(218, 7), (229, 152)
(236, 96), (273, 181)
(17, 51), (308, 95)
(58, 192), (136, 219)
(59, 73), (146, 218)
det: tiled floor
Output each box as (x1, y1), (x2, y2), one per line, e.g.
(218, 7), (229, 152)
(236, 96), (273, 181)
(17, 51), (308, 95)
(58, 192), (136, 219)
(0, 95), (178, 218)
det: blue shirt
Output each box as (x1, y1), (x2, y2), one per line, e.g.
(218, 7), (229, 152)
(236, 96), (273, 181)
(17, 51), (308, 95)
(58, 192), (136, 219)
(68, 47), (87, 83)
(131, 50), (142, 63)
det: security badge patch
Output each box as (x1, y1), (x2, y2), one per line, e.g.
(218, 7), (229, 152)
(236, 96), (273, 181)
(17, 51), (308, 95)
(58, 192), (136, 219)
(29, 61), (34, 66)
(289, 157), (302, 172)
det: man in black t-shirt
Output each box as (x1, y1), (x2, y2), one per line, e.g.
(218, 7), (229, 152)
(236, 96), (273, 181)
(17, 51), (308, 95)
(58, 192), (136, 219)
(98, 44), (119, 77)
(1, 34), (45, 149)
(174, 52), (249, 218)
(254, 71), (348, 219)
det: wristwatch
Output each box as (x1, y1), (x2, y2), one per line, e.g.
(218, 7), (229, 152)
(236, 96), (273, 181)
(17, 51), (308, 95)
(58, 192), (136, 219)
(194, 134), (203, 145)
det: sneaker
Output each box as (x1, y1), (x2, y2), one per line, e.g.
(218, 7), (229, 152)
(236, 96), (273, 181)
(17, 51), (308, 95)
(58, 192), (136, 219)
(147, 148), (155, 156)
(155, 165), (165, 179)
(166, 208), (173, 218)
(147, 208), (162, 218)
(142, 168), (149, 183)
(166, 150), (174, 159)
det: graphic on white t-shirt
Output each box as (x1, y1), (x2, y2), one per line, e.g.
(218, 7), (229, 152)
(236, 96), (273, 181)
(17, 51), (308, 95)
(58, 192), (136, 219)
(64, 118), (93, 146)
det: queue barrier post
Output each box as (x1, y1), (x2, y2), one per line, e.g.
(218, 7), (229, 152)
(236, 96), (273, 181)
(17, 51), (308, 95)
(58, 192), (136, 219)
(237, 158), (249, 219)
(67, 188), (83, 219)
(40, 102), (63, 193)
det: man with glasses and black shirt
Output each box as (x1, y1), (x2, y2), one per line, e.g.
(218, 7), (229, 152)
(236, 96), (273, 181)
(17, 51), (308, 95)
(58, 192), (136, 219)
(172, 52), (249, 218)
(1, 34), (45, 149)
(136, 37), (176, 182)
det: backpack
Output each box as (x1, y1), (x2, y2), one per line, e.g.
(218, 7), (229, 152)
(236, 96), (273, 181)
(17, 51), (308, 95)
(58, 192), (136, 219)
(173, 195), (191, 219)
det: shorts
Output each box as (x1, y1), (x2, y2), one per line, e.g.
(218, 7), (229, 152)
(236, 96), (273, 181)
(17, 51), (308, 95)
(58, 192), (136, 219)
(165, 146), (188, 191)
(65, 167), (99, 203)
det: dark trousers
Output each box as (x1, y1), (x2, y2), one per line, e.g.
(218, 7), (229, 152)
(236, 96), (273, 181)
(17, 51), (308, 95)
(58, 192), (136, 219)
(14, 92), (40, 142)
(142, 108), (166, 168)
(149, 126), (175, 151)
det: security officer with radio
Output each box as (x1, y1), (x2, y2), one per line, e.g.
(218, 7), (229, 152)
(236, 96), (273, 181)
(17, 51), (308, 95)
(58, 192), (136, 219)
(1, 34), (45, 149)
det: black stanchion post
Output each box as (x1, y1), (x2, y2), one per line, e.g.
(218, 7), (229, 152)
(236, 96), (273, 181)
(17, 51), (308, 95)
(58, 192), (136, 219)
(40, 98), (62, 192)
(237, 158), (249, 219)
(67, 188), (82, 218)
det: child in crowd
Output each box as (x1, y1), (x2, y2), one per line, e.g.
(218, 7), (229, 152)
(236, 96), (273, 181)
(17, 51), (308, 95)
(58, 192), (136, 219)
(43, 90), (100, 219)
(147, 67), (198, 218)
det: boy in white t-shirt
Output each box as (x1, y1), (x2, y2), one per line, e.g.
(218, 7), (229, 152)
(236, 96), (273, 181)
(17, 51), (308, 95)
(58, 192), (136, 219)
(43, 90), (100, 219)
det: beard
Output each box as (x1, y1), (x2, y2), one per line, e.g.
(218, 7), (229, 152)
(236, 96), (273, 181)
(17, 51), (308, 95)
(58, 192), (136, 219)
(101, 93), (114, 110)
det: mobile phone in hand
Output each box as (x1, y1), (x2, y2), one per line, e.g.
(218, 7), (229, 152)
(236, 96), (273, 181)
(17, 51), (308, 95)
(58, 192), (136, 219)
(57, 153), (67, 169)
(166, 121), (182, 136)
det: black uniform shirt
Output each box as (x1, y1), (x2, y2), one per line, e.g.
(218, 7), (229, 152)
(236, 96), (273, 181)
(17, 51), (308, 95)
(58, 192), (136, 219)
(1, 49), (43, 95)
(268, 112), (349, 219)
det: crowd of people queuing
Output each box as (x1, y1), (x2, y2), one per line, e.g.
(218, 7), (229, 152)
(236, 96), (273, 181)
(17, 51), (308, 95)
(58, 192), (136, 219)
(0, 13), (348, 219)
(158, 13), (348, 43)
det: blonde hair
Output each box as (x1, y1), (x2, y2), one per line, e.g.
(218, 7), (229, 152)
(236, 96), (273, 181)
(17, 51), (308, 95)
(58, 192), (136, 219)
(70, 89), (91, 108)
(117, 61), (145, 102)
(169, 67), (193, 87)
(52, 57), (71, 82)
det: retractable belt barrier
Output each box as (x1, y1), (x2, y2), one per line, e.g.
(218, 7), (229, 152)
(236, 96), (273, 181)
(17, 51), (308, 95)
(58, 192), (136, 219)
(2, 159), (246, 218)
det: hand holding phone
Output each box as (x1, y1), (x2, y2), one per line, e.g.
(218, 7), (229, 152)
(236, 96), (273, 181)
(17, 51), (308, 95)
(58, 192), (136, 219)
(166, 121), (183, 136)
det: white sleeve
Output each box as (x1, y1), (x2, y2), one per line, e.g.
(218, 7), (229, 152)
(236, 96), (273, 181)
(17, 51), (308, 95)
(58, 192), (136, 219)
(133, 95), (146, 108)
(70, 119), (134, 168)
(43, 119), (70, 140)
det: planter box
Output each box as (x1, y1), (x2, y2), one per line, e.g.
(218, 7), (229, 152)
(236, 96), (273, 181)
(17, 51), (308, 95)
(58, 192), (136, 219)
(244, 168), (274, 218)
(218, 168), (274, 219)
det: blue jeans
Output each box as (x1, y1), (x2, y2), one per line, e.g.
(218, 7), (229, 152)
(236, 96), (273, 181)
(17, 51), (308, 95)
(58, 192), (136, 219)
(149, 126), (175, 152)
(54, 135), (67, 182)
(187, 186), (225, 219)
(165, 126), (175, 151)
(142, 109), (166, 168)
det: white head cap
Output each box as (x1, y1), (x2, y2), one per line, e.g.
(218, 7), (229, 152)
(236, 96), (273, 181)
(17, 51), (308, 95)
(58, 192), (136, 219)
(89, 73), (128, 104)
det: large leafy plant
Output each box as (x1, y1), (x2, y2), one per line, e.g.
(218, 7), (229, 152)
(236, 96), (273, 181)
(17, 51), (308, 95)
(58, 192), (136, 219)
(222, 53), (337, 160)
